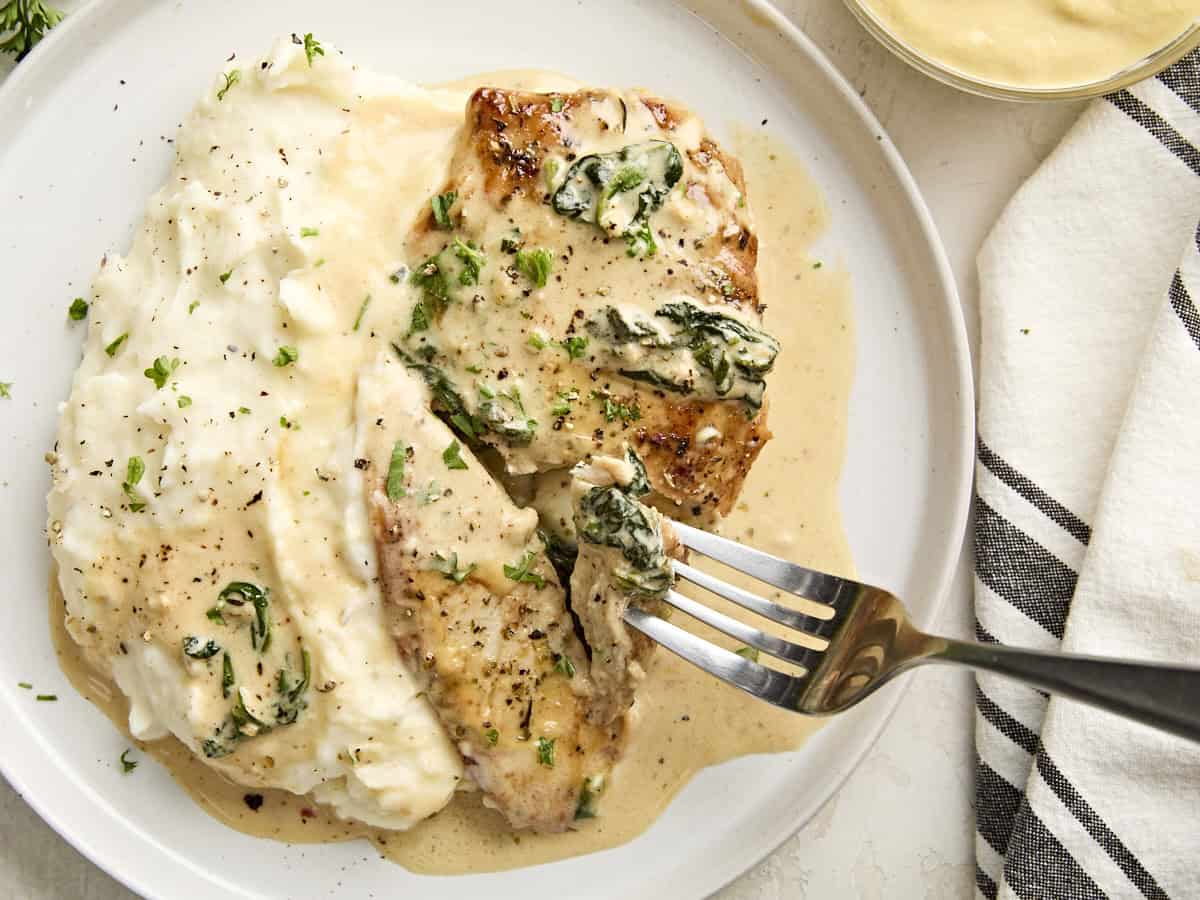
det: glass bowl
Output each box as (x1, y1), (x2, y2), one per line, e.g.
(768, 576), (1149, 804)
(842, 0), (1200, 102)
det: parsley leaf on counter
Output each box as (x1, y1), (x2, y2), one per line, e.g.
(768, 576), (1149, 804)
(442, 440), (468, 470)
(104, 333), (128, 357)
(144, 356), (180, 389)
(302, 32), (323, 66)
(216, 69), (240, 102)
(0, 0), (63, 61)
(0, 382), (10, 399)
(273, 346), (299, 367)
(119, 749), (138, 774)
(68, 297), (88, 321)
(35, 694), (57, 702)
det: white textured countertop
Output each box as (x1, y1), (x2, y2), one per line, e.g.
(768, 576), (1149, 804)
(0, 1), (1084, 897)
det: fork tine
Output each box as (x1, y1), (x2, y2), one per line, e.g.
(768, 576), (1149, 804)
(662, 590), (824, 667)
(670, 519), (857, 606)
(673, 560), (841, 640)
(623, 607), (808, 712)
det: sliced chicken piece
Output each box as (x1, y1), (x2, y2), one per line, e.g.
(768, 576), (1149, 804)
(394, 86), (776, 524)
(359, 356), (622, 832)
(568, 449), (681, 725)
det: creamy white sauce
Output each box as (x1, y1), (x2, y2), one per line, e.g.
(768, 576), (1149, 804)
(859, 0), (1200, 88)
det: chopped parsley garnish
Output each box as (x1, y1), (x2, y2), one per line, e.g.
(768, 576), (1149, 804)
(561, 335), (588, 360)
(68, 297), (88, 320)
(273, 345), (299, 367)
(485, 728), (499, 746)
(119, 749), (138, 774)
(594, 391), (640, 423)
(430, 191), (457, 230)
(503, 550), (545, 589)
(222, 652), (234, 699)
(812, 261), (823, 269)
(207, 583), (270, 653)
(526, 332), (547, 351)
(274, 649), (312, 725)
(451, 237), (486, 285)
(17, 682), (31, 689)
(237, 406), (251, 415)
(550, 391), (577, 417)
(122, 456), (146, 512)
(188, 300), (200, 314)
(216, 69), (240, 102)
(144, 355), (180, 389)
(553, 654), (576, 678)
(279, 415), (298, 430)
(550, 96), (565, 113)
(302, 32), (324, 66)
(386, 441), (407, 500)
(734, 646), (760, 662)
(536, 736), (555, 768)
(431, 551), (475, 584)
(353, 294), (371, 331)
(36, 694), (57, 702)
(442, 440), (467, 470)
(182, 636), (221, 659)
(514, 247), (553, 288)
(177, 395), (192, 409)
(219, 269), (233, 284)
(104, 333), (128, 357)
(299, 226), (319, 238)
(0, 382), (10, 399)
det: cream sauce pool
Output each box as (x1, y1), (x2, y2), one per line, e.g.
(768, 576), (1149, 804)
(49, 63), (855, 874)
(857, 0), (1200, 90)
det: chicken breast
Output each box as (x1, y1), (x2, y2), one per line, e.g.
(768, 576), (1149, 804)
(394, 86), (776, 523)
(360, 356), (623, 832)
(568, 450), (681, 725)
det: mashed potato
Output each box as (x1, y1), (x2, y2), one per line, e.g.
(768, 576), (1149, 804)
(46, 36), (475, 829)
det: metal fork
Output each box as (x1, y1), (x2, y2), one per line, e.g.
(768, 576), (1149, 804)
(623, 520), (1200, 741)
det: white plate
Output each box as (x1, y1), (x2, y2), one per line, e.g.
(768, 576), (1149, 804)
(0, 1), (972, 897)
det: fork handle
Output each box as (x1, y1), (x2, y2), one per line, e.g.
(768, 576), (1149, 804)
(924, 638), (1200, 742)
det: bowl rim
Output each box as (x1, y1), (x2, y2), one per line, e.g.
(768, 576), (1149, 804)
(842, 0), (1200, 102)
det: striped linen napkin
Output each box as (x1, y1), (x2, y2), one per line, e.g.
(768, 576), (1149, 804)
(973, 52), (1200, 900)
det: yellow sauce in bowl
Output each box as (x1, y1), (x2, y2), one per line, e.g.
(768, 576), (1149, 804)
(853, 0), (1200, 94)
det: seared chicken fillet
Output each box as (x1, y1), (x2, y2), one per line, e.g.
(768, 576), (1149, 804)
(396, 86), (777, 523)
(361, 358), (622, 832)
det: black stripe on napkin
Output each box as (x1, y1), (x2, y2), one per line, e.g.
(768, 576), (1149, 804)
(977, 438), (1092, 544)
(1107, 89), (1200, 177)
(975, 499), (1075, 639)
(977, 757), (1023, 856)
(976, 865), (999, 900)
(1157, 52), (1200, 115)
(1169, 269), (1200, 353)
(1034, 752), (1169, 900)
(976, 686), (1039, 755)
(1005, 803), (1107, 900)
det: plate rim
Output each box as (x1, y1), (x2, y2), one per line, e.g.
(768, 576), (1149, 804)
(0, 0), (975, 896)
